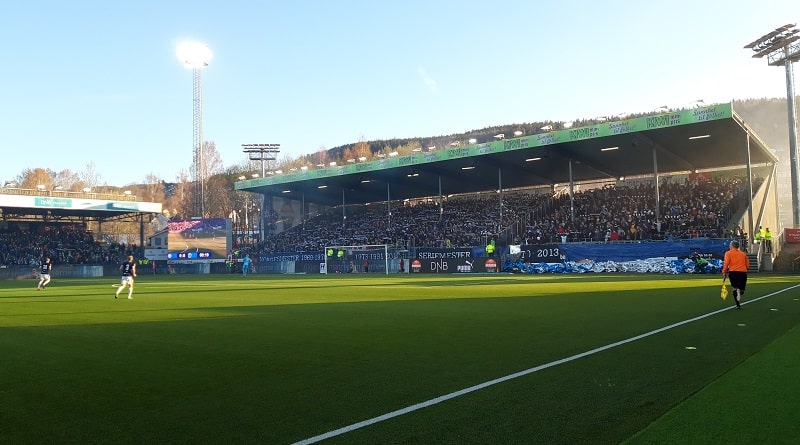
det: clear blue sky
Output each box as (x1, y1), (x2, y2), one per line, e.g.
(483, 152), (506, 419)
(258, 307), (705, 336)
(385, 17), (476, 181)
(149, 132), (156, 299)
(0, 0), (797, 187)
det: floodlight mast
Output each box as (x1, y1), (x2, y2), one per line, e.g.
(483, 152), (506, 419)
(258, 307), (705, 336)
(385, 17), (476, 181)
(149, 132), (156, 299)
(177, 41), (212, 218)
(746, 24), (800, 228)
(242, 143), (281, 178)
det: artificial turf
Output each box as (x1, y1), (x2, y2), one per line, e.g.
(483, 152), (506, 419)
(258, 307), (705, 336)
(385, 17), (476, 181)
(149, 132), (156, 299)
(1, 273), (798, 444)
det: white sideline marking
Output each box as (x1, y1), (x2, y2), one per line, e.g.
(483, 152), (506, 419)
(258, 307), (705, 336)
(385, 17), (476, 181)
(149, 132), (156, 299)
(292, 283), (800, 444)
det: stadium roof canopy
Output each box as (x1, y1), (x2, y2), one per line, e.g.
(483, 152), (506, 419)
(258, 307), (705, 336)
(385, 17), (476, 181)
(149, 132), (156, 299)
(236, 103), (777, 208)
(0, 189), (162, 223)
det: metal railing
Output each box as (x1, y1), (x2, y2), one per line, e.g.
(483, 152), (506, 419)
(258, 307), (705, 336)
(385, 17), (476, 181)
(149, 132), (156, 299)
(0, 187), (137, 201)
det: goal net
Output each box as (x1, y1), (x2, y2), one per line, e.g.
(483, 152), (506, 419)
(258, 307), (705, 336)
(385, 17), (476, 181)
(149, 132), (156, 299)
(323, 244), (394, 275)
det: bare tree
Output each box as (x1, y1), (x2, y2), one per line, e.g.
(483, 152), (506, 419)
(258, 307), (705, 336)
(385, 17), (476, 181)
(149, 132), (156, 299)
(192, 141), (224, 181)
(174, 170), (194, 220)
(313, 145), (329, 166)
(205, 173), (235, 218)
(53, 169), (81, 190)
(144, 173), (162, 202)
(80, 162), (103, 188)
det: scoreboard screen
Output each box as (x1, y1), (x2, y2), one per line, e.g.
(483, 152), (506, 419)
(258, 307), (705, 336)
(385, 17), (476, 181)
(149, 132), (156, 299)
(166, 218), (230, 263)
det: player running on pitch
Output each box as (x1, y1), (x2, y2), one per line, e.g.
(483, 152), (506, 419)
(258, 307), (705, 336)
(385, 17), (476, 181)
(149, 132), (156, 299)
(115, 255), (137, 300)
(37, 257), (52, 291)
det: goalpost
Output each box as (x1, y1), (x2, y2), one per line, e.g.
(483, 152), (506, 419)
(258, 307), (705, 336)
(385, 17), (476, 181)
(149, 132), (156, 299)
(323, 244), (392, 275)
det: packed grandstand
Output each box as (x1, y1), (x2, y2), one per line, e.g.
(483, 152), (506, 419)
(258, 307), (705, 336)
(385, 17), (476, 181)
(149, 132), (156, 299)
(1, 173), (757, 270)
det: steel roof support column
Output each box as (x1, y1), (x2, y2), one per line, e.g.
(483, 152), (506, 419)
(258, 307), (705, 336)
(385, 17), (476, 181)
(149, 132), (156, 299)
(568, 160), (575, 222)
(746, 132), (755, 247)
(438, 176), (443, 221)
(652, 146), (661, 232)
(387, 183), (391, 229)
(498, 168), (503, 234)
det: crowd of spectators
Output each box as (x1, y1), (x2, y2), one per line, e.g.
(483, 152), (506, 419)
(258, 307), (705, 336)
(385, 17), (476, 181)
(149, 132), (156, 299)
(0, 224), (139, 267)
(0, 175), (758, 264)
(521, 175), (755, 245)
(254, 174), (758, 254)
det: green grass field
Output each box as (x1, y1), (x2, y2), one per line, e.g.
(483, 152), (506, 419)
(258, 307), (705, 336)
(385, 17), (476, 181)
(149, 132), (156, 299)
(2, 273), (799, 444)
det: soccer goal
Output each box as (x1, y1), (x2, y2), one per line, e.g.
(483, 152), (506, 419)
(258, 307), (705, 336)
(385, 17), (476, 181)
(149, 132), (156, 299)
(323, 244), (393, 275)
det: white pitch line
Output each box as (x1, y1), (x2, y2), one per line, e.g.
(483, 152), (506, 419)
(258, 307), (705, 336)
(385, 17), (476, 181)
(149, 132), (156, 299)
(292, 283), (800, 445)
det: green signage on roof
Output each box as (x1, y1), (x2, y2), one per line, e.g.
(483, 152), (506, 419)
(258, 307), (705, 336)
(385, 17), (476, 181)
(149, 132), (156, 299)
(239, 103), (733, 188)
(35, 197), (72, 207)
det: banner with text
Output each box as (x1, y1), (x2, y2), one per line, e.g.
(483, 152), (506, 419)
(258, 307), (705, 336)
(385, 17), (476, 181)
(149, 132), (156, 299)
(411, 248), (498, 273)
(786, 228), (800, 243)
(516, 244), (564, 263)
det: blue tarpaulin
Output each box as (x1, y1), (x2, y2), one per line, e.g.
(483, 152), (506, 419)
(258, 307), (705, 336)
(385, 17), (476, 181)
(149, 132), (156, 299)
(503, 239), (732, 274)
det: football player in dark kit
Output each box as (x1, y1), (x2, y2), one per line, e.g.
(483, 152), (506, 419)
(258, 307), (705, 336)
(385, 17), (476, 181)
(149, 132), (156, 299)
(115, 255), (138, 299)
(37, 257), (52, 290)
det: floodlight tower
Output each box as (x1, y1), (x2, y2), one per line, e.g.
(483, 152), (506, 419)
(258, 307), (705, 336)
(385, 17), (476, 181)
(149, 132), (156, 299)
(177, 41), (212, 217)
(242, 143), (281, 177)
(745, 24), (800, 227)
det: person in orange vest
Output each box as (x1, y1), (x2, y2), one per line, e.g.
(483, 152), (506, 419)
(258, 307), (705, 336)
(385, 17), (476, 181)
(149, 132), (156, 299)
(722, 240), (750, 310)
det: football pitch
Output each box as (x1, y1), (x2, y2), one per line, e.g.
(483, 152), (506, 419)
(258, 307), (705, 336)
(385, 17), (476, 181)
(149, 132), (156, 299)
(2, 273), (799, 444)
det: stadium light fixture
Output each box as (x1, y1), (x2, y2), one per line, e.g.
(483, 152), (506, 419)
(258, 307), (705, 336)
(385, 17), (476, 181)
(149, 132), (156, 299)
(689, 99), (705, 108)
(242, 143), (280, 178)
(176, 41), (212, 69)
(746, 23), (800, 227)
